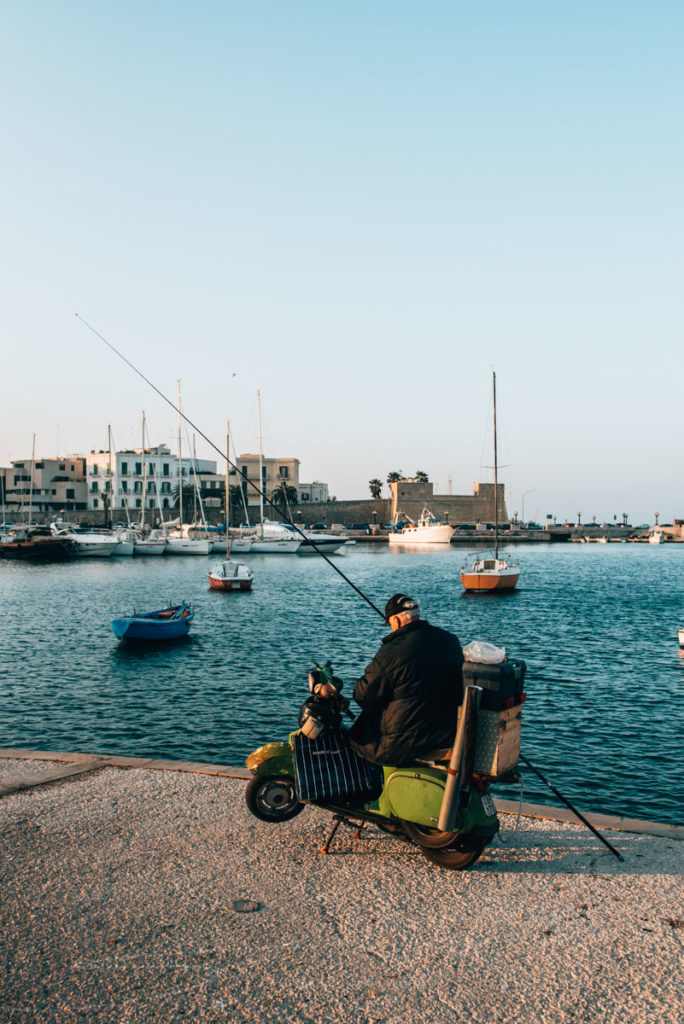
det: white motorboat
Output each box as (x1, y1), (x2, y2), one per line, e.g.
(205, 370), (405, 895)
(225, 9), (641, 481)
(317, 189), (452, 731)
(388, 507), (454, 546)
(111, 528), (135, 556)
(295, 528), (349, 555)
(248, 520), (301, 554)
(678, 628), (684, 648)
(49, 522), (117, 557)
(649, 528), (665, 545)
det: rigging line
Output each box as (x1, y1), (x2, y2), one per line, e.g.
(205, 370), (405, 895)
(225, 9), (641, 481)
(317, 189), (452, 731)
(75, 313), (385, 619)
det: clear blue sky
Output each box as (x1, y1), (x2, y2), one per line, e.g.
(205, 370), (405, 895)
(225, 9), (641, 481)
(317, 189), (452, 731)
(1, 2), (682, 524)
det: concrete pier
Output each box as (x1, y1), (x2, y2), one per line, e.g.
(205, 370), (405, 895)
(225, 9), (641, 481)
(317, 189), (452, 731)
(2, 749), (682, 1024)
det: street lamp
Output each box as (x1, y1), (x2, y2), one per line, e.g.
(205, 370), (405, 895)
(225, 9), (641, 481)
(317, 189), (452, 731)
(521, 489), (536, 525)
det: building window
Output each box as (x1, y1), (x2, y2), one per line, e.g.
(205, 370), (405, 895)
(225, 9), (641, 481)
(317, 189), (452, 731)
(163, 463), (170, 476)
(91, 482), (98, 493)
(302, 492), (310, 501)
(66, 489), (74, 499)
(148, 464), (155, 476)
(133, 481), (142, 494)
(135, 462), (142, 475)
(121, 499), (126, 508)
(36, 462), (44, 469)
(122, 481), (128, 493)
(135, 499), (141, 509)
(121, 462), (128, 475)
(93, 498), (99, 508)
(279, 466), (289, 479)
(241, 466), (248, 478)
(92, 464), (99, 475)
(59, 463), (65, 471)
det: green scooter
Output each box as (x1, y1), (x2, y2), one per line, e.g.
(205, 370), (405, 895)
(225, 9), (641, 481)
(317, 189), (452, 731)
(245, 663), (502, 870)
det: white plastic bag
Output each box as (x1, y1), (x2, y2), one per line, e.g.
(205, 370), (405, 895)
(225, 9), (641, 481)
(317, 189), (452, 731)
(463, 640), (506, 664)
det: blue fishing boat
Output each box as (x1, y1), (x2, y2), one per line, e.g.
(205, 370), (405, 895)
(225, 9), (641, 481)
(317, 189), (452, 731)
(110, 601), (195, 642)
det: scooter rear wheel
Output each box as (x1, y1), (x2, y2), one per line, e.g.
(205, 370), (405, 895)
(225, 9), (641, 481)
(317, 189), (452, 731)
(420, 835), (488, 870)
(245, 775), (304, 822)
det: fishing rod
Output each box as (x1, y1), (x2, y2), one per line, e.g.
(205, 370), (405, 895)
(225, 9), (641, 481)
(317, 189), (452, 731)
(520, 754), (624, 861)
(75, 314), (385, 620)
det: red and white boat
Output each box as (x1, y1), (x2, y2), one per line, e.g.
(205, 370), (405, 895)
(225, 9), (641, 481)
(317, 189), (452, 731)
(208, 560), (254, 591)
(460, 372), (519, 593)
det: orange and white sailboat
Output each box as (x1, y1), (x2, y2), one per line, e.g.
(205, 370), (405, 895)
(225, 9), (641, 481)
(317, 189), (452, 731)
(460, 372), (519, 592)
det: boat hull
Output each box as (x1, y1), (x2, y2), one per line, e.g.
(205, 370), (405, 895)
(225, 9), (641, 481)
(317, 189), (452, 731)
(388, 526), (453, 545)
(133, 541), (167, 556)
(0, 538), (73, 561)
(70, 540), (117, 557)
(164, 537), (211, 555)
(460, 570), (520, 592)
(111, 603), (194, 641)
(297, 538), (347, 555)
(248, 539), (301, 553)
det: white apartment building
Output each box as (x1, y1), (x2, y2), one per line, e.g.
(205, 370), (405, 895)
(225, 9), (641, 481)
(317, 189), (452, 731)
(84, 446), (216, 517)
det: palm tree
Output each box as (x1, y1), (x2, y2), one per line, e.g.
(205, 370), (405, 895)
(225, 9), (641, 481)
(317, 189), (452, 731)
(414, 470), (429, 482)
(270, 483), (299, 518)
(369, 478), (383, 499)
(386, 470), (403, 486)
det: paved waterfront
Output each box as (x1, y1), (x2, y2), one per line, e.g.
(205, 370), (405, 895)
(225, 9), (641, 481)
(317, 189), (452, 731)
(1, 754), (683, 1024)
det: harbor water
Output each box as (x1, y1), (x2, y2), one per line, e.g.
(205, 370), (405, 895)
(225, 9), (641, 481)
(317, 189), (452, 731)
(1, 542), (682, 826)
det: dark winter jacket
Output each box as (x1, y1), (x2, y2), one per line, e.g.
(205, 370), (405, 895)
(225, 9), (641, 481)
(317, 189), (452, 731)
(349, 619), (464, 766)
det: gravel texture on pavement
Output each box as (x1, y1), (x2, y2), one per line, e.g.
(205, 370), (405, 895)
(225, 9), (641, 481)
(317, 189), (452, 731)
(1, 761), (682, 1024)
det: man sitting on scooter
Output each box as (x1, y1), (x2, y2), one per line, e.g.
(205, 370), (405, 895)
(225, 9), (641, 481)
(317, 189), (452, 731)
(347, 593), (464, 766)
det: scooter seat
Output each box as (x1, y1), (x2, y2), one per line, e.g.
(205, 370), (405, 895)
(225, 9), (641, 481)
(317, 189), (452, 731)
(418, 748), (452, 763)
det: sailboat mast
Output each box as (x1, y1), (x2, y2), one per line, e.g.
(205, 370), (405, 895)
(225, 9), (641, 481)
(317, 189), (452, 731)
(140, 412), (147, 530)
(225, 420), (230, 545)
(493, 371), (499, 559)
(257, 390), (264, 537)
(177, 379), (183, 532)
(28, 433), (36, 526)
(107, 424), (113, 527)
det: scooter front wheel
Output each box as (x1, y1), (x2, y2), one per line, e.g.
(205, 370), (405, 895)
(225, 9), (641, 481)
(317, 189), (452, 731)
(245, 775), (304, 823)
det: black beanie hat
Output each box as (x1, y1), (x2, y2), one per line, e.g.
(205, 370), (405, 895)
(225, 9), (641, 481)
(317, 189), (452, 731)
(384, 593), (419, 622)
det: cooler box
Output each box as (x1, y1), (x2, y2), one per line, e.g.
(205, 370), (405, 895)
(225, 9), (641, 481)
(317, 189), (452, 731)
(473, 706), (522, 778)
(463, 659), (526, 711)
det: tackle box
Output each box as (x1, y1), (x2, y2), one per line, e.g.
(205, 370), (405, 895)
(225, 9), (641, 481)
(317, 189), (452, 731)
(463, 658), (526, 711)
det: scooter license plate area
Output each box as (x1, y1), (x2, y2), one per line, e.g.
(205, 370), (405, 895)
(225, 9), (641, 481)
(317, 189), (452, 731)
(480, 791), (496, 818)
(385, 770), (446, 828)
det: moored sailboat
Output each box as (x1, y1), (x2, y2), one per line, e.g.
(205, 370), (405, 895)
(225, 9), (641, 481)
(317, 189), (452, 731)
(460, 373), (519, 592)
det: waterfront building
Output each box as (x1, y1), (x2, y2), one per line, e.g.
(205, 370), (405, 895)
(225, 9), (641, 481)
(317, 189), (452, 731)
(299, 481), (329, 503)
(3, 457), (87, 517)
(231, 454), (301, 512)
(84, 446), (216, 518)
